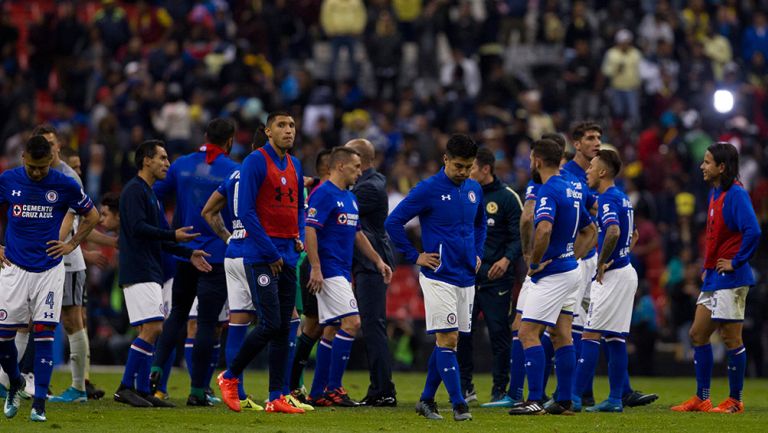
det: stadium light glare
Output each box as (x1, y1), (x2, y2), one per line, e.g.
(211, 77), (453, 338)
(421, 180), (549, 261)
(713, 90), (734, 114)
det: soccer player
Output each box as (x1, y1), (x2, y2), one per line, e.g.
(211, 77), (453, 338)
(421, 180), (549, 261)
(0, 135), (99, 422)
(150, 118), (239, 406)
(115, 139), (211, 408)
(459, 147), (522, 404)
(672, 142), (761, 414)
(217, 112), (306, 414)
(386, 134), (486, 422)
(305, 146), (393, 407)
(508, 138), (595, 416)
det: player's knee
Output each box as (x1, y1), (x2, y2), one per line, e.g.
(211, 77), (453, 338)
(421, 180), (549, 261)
(436, 333), (458, 350)
(719, 331), (743, 350)
(689, 327), (710, 346)
(341, 316), (361, 335)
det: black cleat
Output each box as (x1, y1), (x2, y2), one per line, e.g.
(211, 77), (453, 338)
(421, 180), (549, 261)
(622, 390), (659, 407)
(463, 384), (477, 403)
(453, 402), (473, 421)
(360, 394), (397, 407)
(140, 392), (176, 408)
(85, 380), (105, 400)
(186, 394), (214, 407)
(508, 400), (546, 415)
(114, 387), (153, 407)
(582, 394), (596, 408)
(544, 400), (575, 415)
(324, 388), (360, 407)
(148, 371), (161, 395)
(415, 399), (443, 420)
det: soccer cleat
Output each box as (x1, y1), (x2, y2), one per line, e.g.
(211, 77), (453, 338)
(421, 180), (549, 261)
(154, 391), (170, 401)
(623, 390), (658, 407)
(285, 393), (314, 411)
(415, 399), (443, 420)
(581, 393), (596, 408)
(463, 385), (478, 403)
(265, 396), (305, 414)
(18, 372), (34, 400)
(709, 398), (744, 414)
(113, 387), (153, 408)
(149, 370), (161, 395)
(307, 394), (333, 407)
(4, 376), (24, 418)
(49, 386), (88, 403)
(186, 394), (214, 407)
(140, 392), (176, 408)
(453, 402), (473, 421)
(240, 396), (265, 411)
(205, 388), (222, 405)
(544, 399), (575, 415)
(586, 399), (623, 413)
(29, 408), (46, 422)
(216, 371), (241, 412)
(508, 400), (546, 415)
(324, 387), (359, 407)
(481, 395), (521, 408)
(360, 394), (397, 407)
(572, 396), (582, 412)
(85, 380), (105, 400)
(671, 396), (712, 412)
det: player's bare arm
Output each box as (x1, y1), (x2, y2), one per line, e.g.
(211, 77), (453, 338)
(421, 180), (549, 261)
(47, 207), (100, 258)
(201, 190), (232, 243)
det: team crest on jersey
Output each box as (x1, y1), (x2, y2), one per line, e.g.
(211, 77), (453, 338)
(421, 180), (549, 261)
(0, 309), (6, 321)
(12, 204), (21, 217)
(337, 213), (348, 225)
(468, 191), (477, 203)
(45, 190), (58, 203)
(308, 208), (317, 218)
(258, 274), (271, 287)
(486, 201), (498, 214)
(350, 299), (357, 309)
(446, 313), (457, 325)
(280, 176), (287, 185)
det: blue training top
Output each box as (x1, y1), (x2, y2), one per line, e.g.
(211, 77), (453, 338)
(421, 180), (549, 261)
(597, 186), (634, 271)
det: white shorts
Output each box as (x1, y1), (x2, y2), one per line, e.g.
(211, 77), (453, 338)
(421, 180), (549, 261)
(697, 287), (749, 321)
(572, 256), (597, 328)
(226, 258), (255, 313)
(161, 278), (173, 319)
(124, 282), (165, 326)
(189, 297), (229, 323)
(420, 274), (474, 334)
(515, 276), (533, 314)
(317, 276), (359, 325)
(585, 264), (638, 335)
(0, 262), (64, 326)
(522, 267), (582, 327)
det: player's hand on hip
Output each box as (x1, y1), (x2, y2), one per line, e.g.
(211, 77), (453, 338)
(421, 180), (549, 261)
(526, 259), (552, 277)
(487, 257), (510, 280)
(416, 252), (440, 271)
(294, 238), (304, 252)
(308, 267), (323, 294)
(716, 258), (734, 273)
(46, 240), (76, 258)
(190, 250), (212, 272)
(175, 226), (201, 243)
(269, 258), (284, 276)
(595, 260), (613, 284)
(0, 246), (12, 269)
(378, 261), (393, 284)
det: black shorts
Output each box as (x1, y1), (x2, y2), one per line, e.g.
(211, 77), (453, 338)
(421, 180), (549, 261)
(62, 270), (87, 307)
(298, 256), (318, 317)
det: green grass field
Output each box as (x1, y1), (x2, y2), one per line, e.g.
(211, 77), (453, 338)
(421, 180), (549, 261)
(2, 369), (766, 432)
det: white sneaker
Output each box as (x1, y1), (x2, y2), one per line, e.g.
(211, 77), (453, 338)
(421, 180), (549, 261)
(18, 373), (34, 400)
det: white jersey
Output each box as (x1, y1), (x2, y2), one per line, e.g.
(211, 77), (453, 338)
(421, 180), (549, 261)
(53, 161), (86, 272)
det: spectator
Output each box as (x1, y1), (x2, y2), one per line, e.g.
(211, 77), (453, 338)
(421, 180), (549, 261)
(366, 11), (403, 101)
(320, 0), (367, 81)
(93, 0), (131, 56)
(602, 29), (643, 127)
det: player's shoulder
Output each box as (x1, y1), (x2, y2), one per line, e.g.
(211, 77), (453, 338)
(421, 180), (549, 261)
(728, 183), (750, 198)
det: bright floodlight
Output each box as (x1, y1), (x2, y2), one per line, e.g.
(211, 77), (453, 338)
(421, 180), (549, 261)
(714, 90), (734, 113)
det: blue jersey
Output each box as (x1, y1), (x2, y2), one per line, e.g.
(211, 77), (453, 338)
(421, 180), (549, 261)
(306, 181), (360, 281)
(0, 167), (94, 272)
(561, 160), (598, 259)
(386, 168), (486, 288)
(532, 175), (592, 282)
(217, 169), (246, 259)
(525, 180), (540, 202)
(597, 186), (634, 271)
(154, 148), (238, 264)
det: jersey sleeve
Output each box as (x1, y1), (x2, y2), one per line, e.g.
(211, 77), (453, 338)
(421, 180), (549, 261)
(598, 196), (620, 229)
(727, 187), (762, 268)
(525, 181), (539, 202)
(533, 185), (556, 226)
(63, 177), (94, 215)
(306, 189), (333, 229)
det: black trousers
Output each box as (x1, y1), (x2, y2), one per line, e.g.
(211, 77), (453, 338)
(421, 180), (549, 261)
(354, 271), (395, 397)
(457, 282), (513, 393)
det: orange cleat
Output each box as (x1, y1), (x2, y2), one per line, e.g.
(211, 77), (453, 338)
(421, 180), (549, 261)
(671, 396), (712, 412)
(709, 398), (744, 414)
(216, 371), (241, 412)
(265, 396), (305, 414)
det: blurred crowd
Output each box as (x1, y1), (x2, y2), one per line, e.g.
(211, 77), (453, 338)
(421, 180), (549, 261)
(0, 0), (766, 374)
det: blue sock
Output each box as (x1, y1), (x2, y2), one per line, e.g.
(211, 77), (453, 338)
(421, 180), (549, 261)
(204, 343), (220, 390)
(435, 347), (465, 407)
(606, 338), (628, 402)
(727, 345), (746, 401)
(572, 329), (583, 361)
(327, 329), (354, 391)
(421, 346), (442, 401)
(554, 345), (575, 403)
(541, 332), (554, 395)
(226, 323), (249, 400)
(282, 318), (301, 395)
(524, 345), (546, 402)
(694, 344), (713, 400)
(508, 332), (525, 400)
(134, 339), (155, 394)
(158, 347), (175, 393)
(0, 333), (20, 382)
(184, 338), (195, 379)
(33, 331), (55, 406)
(573, 339), (600, 400)
(309, 338), (332, 398)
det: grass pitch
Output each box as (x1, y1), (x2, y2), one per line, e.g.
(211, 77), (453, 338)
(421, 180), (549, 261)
(1, 369), (766, 432)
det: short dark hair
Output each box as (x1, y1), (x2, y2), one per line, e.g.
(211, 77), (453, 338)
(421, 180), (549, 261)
(571, 121), (603, 141)
(707, 142), (740, 190)
(135, 139), (164, 170)
(596, 149), (622, 178)
(61, 146), (78, 160)
(31, 124), (57, 137)
(329, 146), (360, 168)
(446, 134), (478, 159)
(541, 132), (566, 152)
(532, 138), (562, 167)
(475, 147), (495, 174)
(267, 111), (293, 126)
(100, 191), (120, 210)
(25, 135), (53, 160)
(205, 118), (236, 146)
(251, 122), (267, 150)
(316, 148), (332, 172)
